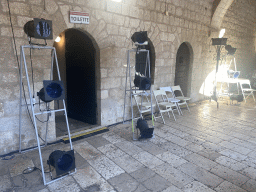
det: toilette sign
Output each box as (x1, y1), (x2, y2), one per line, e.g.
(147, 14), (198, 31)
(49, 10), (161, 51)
(70, 11), (89, 24)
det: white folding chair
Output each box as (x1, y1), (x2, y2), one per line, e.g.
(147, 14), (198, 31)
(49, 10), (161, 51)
(171, 85), (191, 112)
(153, 90), (177, 124)
(159, 87), (182, 115)
(132, 90), (155, 119)
(239, 79), (256, 103)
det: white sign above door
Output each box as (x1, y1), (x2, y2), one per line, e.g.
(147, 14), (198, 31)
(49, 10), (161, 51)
(70, 11), (89, 24)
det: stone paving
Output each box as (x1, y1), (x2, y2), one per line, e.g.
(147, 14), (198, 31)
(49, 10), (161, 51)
(1, 97), (256, 192)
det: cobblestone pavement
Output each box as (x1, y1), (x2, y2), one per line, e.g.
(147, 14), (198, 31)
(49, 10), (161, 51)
(1, 97), (256, 192)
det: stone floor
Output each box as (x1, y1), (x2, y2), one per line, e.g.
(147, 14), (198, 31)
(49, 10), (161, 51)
(55, 116), (98, 137)
(1, 96), (256, 192)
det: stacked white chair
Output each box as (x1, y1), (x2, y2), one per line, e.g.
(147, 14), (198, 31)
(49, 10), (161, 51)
(153, 90), (177, 124)
(132, 90), (155, 119)
(170, 85), (191, 112)
(160, 87), (182, 115)
(239, 79), (256, 103)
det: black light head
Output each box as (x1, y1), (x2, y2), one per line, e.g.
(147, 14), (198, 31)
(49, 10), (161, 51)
(47, 150), (76, 177)
(211, 38), (227, 46)
(131, 31), (148, 44)
(37, 80), (65, 102)
(225, 45), (237, 55)
(24, 18), (53, 39)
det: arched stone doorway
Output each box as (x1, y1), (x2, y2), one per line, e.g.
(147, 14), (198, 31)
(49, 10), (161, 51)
(175, 42), (193, 97)
(53, 28), (100, 136)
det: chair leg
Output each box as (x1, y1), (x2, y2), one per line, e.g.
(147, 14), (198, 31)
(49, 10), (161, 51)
(243, 92), (247, 103)
(161, 112), (165, 124)
(171, 110), (176, 121)
(176, 104), (181, 115)
(186, 102), (190, 112)
(252, 92), (255, 101)
(167, 111), (171, 119)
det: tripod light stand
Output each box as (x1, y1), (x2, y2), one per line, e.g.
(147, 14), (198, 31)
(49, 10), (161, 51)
(211, 29), (227, 107)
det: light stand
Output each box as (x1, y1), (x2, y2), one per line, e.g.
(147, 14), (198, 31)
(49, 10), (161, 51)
(123, 31), (154, 140)
(19, 45), (76, 185)
(211, 37), (227, 108)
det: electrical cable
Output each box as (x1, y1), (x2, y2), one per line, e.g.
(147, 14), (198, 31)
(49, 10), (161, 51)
(1, 154), (15, 160)
(22, 166), (50, 174)
(36, 101), (50, 123)
(29, 48), (35, 98)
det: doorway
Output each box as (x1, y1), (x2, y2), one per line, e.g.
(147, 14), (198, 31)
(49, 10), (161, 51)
(175, 42), (192, 97)
(65, 29), (96, 124)
(54, 29), (99, 137)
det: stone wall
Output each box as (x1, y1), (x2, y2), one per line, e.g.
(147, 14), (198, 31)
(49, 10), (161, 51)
(0, 0), (255, 155)
(199, 0), (256, 98)
(221, 0), (256, 76)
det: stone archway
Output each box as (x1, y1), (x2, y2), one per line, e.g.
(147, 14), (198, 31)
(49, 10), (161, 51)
(211, 0), (234, 29)
(175, 42), (194, 97)
(53, 28), (101, 136)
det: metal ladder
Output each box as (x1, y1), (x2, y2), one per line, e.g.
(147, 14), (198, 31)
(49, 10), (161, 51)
(122, 48), (154, 140)
(19, 45), (76, 185)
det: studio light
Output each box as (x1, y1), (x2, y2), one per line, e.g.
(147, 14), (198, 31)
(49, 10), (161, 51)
(225, 45), (237, 55)
(134, 74), (151, 90)
(211, 38), (227, 46)
(47, 150), (75, 177)
(24, 18), (53, 39)
(37, 80), (65, 102)
(131, 31), (151, 90)
(131, 31), (148, 46)
(227, 70), (240, 78)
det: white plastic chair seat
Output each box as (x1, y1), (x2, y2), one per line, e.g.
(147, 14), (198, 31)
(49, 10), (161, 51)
(242, 88), (256, 92)
(175, 96), (190, 101)
(139, 102), (155, 108)
(140, 108), (152, 114)
(158, 102), (177, 110)
(167, 98), (180, 103)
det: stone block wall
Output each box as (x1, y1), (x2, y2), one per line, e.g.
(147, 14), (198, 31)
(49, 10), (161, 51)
(199, 0), (256, 98)
(0, 0), (255, 155)
(221, 0), (256, 76)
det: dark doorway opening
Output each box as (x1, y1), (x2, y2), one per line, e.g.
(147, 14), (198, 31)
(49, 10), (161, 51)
(175, 42), (191, 97)
(54, 29), (99, 137)
(65, 29), (96, 124)
(147, 39), (156, 84)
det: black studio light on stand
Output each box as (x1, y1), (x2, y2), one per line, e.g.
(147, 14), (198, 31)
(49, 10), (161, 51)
(47, 150), (75, 178)
(225, 45), (239, 78)
(131, 31), (151, 90)
(225, 45), (237, 56)
(37, 80), (65, 102)
(24, 18), (53, 45)
(19, 17), (76, 185)
(37, 81), (76, 179)
(211, 29), (227, 106)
